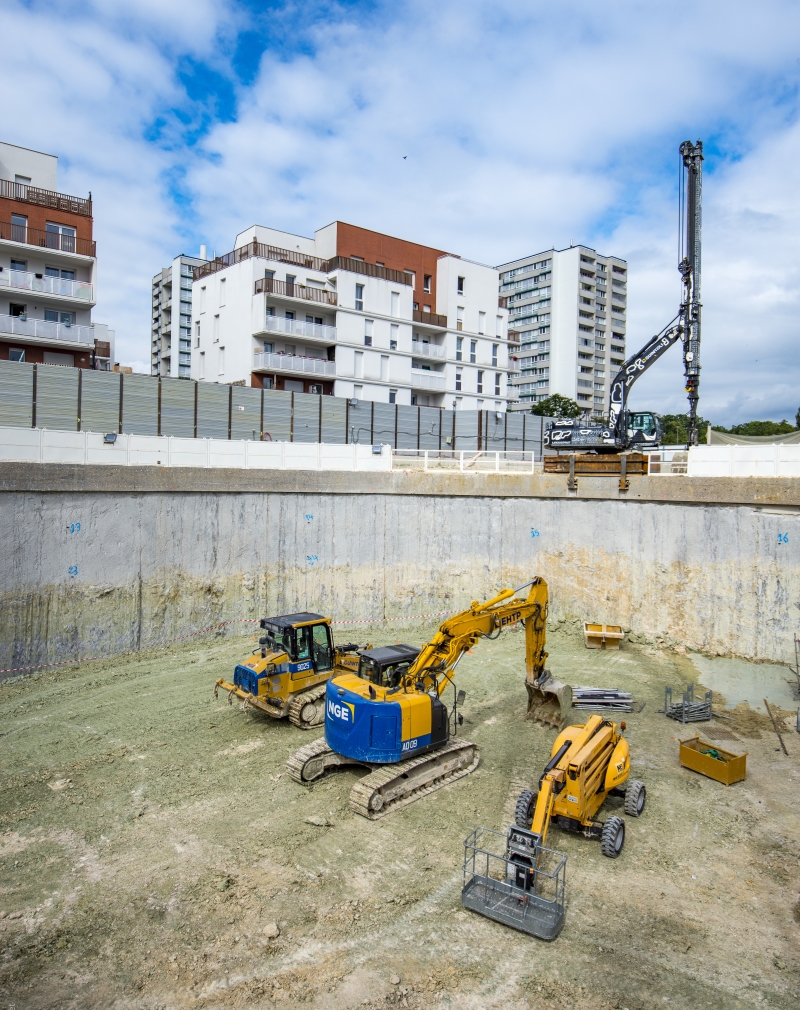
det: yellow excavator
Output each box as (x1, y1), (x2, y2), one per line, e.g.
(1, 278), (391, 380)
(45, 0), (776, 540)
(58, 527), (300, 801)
(214, 612), (365, 729)
(287, 578), (572, 818)
(514, 713), (646, 857)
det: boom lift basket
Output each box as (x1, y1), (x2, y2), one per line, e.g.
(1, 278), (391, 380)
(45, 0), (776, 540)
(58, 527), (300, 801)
(461, 826), (567, 940)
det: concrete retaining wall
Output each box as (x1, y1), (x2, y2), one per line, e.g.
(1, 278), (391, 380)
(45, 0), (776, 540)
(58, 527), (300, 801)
(2, 464), (798, 672)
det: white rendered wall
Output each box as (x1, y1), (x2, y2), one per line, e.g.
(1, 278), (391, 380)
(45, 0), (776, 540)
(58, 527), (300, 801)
(0, 142), (58, 189)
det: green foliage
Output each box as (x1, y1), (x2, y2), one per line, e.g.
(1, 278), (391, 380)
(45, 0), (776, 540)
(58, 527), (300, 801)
(712, 419), (797, 436)
(529, 394), (583, 418)
(661, 414), (711, 445)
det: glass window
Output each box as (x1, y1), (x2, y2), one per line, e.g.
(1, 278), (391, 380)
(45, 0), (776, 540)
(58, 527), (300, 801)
(355, 284), (364, 311)
(295, 626), (312, 661)
(311, 624), (332, 672)
(11, 259), (27, 272)
(9, 348), (25, 362)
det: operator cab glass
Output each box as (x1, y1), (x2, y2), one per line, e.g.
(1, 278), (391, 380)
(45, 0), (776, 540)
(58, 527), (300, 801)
(628, 412), (657, 436)
(357, 644), (420, 689)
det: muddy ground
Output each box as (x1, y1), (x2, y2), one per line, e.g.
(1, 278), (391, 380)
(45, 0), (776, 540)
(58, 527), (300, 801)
(1, 619), (798, 1010)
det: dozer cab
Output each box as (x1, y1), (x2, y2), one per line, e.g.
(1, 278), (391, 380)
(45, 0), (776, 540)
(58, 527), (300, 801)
(214, 613), (363, 730)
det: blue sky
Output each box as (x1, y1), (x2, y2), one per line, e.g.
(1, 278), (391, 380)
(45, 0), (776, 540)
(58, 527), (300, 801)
(3, 0), (800, 424)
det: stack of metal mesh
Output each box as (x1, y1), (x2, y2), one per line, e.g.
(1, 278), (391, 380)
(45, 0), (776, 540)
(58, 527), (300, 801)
(572, 687), (634, 712)
(663, 684), (712, 723)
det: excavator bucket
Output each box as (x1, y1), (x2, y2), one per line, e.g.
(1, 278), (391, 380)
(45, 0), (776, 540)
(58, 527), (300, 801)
(526, 671), (572, 730)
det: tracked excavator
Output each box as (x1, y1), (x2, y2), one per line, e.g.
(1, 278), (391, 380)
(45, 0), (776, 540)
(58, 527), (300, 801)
(214, 613), (364, 730)
(287, 578), (571, 818)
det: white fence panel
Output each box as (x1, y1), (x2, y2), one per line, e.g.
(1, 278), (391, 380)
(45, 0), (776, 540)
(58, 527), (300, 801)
(41, 430), (89, 464)
(0, 426), (40, 461)
(688, 444), (800, 477)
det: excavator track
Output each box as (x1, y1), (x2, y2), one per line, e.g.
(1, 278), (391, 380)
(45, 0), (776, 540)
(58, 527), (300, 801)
(349, 738), (480, 820)
(285, 737), (363, 784)
(287, 684), (328, 730)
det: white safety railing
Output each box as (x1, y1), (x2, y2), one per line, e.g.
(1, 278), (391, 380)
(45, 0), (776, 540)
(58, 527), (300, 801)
(411, 340), (446, 359)
(409, 370), (446, 391)
(0, 312), (95, 345)
(392, 449), (542, 474)
(259, 316), (337, 342)
(0, 269), (93, 301)
(687, 444), (800, 477)
(253, 351), (335, 376)
(0, 427), (391, 471)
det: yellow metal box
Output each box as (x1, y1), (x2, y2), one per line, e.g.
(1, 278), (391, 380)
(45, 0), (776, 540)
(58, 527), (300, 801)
(583, 623), (625, 650)
(679, 735), (747, 786)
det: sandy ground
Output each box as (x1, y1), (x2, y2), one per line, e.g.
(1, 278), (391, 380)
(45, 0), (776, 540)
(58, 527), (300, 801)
(1, 619), (798, 1010)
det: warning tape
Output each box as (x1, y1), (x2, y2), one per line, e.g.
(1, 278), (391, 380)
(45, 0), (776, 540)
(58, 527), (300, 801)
(0, 610), (454, 677)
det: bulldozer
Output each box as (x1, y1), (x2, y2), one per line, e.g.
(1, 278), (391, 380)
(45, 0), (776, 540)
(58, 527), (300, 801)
(287, 578), (571, 818)
(514, 713), (646, 857)
(214, 612), (364, 730)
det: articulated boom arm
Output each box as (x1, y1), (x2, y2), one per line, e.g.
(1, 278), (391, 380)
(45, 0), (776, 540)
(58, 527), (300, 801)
(608, 317), (683, 439)
(405, 578), (549, 698)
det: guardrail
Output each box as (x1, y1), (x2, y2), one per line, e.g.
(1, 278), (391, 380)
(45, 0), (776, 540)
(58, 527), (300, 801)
(253, 351), (335, 376)
(409, 370), (446, 391)
(0, 269), (93, 301)
(0, 312), (95, 345)
(253, 277), (337, 305)
(0, 221), (96, 257)
(0, 178), (92, 217)
(393, 449), (542, 473)
(259, 316), (336, 342)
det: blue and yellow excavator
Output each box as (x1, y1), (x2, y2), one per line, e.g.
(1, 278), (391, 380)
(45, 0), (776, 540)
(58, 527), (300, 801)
(286, 578), (571, 819)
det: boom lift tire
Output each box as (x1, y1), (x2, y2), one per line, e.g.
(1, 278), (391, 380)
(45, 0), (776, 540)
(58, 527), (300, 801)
(600, 816), (625, 858)
(624, 779), (646, 817)
(514, 790), (538, 829)
(287, 684), (327, 729)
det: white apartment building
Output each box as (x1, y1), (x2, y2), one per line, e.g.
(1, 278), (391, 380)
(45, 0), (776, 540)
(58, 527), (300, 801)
(191, 221), (511, 410)
(151, 250), (207, 378)
(498, 245), (628, 418)
(0, 140), (113, 369)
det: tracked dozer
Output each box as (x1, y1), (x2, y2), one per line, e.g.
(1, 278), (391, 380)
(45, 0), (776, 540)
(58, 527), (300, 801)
(214, 612), (364, 730)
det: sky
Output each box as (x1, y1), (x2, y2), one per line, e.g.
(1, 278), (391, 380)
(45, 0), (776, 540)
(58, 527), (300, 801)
(2, 0), (800, 425)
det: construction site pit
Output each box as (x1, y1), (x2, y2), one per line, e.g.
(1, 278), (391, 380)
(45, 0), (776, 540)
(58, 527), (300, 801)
(1, 620), (798, 1010)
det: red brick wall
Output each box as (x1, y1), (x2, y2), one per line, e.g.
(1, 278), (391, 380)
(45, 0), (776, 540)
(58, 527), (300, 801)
(0, 341), (94, 367)
(334, 222), (448, 310)
(251, 373), (333, 395)
(0, 198), (93, 242)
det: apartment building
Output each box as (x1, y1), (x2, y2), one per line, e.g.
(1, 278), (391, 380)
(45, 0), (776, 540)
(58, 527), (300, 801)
(151, 250), (207, 378)
(191, 222), (511, 410)
(0, 141), (113, 369)
(498, 245), (627, 418)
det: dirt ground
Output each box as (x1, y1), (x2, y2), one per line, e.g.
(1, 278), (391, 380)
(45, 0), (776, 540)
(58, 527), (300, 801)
(1, 619), (798, 1010)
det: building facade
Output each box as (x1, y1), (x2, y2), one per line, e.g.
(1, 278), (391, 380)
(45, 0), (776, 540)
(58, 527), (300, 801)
(0, 141), (113, 370)
(191, 222), (511, 410)
(151, 251), (207, 378)
(498, 245), (627, 418)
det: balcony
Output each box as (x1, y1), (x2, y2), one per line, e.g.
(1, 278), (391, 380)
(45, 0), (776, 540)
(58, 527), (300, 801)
(0, 221), (96, 258)
(256, 315), (337, 343)
(254, 276), (337, 306)
(410, 368), (446, 391)
(412, 308), (447, 328)
(0, 312), (94, 345)
(498, 295), (509, 309)
(0, 268), (93, 302)
(253, 351), (336, 377)
(0, 178), (92, 217)
(411, 339), (446, 359)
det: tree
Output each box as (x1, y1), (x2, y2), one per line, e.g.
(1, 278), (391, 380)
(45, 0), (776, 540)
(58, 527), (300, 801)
(529, 394), (583, 418)
(715, 419), (797, 437)
(661, 413), (711, 445)
(796, 406), (800, 429)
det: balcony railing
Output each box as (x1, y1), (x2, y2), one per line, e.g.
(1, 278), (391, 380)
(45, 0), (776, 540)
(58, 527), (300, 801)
(409, 369), (446, 391)
(411, 340), (446, 359)
(0, 312), (95, 345)
(253, 351), (336, 376)
(259, 315), (337, 342)
(254, 277), (337, 305)
(327, 256), (413, 286)
(0, 178), (92, 217)
(0, 268), (93, 301)
(0, 221), (96, 257)
(412, 308), (447, 327)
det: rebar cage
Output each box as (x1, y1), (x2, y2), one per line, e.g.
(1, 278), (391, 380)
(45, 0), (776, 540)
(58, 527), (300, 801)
(461, 826), (567, 940)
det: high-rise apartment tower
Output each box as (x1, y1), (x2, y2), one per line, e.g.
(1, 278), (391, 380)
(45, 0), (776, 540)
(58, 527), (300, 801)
(151, 252), (207, 378)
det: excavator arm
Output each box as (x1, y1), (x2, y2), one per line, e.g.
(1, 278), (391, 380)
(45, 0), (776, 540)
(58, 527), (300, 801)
(608, 317), (683, 440)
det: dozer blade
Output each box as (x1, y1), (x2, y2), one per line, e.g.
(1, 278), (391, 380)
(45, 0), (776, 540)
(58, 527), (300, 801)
(526, 671), (572, 730)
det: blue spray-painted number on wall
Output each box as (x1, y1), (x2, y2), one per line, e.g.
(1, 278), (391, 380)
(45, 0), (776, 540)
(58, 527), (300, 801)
(68, 522), (81, 534)
(68, 566), (79, 576)
(307, 555), (319, 567)
(531, 529), (540, 538)
(305, 514), (314, 522)
(778, 532), (789, 543)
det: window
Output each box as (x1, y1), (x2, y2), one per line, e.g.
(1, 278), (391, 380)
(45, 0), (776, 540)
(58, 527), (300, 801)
(219, 278), (226, 305)
(11, 259), (26, 272)
(14, 174), (31, 186)
(478, 311), (485, 334)
(218, 346), (224, 374)
(354, 351), (364, 378)
(199, 352), (205, 378)
(286, 274), (296, 287)
(195, 321), (200, 339)
(456, 337), (463, 361)
(9, 348), (25, 362)
(389, 389), (397, 404)
(457, 276), (465, 295)
(423, 274), (431, 293)
(492, 344), (498, 367)
(364, 319), (373, 346)
(390, 291), (400, 317)
(595, 342), (605, 351)
(470, 340), (477, 363)
(11, 214), (27, 242)
(579, 366), (592, 373)
(46, 222), (76, 252)
(578, 393), (591, 401)
(477, 370), (483, 393)
(455, 368), (462, 391)
(45, 310), (74, 324)
(456, 307), (464, 331)
(380, 355), (389, 381)
(200, 286), (206, 312)
(213, 314), (219, 341)
(390, 339), (397, 350)
(311, 624), (333, 672)
(285, 310), (295, 321)
(495, 373), (501, 396)
(390, 323), (398, 349)
(263, 343), (273, 353)
(355, 284), (364, 311)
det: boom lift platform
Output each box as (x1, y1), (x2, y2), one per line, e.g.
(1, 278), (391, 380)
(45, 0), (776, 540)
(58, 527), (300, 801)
(287, 579), (572, 819)
(214, 612), (364, 730)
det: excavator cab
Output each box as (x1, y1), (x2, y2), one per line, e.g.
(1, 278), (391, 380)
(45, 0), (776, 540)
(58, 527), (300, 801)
(357, 645), (420, 688)
(626, 411), (662, 446)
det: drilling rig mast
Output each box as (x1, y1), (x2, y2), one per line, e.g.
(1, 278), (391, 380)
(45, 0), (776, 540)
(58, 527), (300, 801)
(679, 140), (703, 446)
